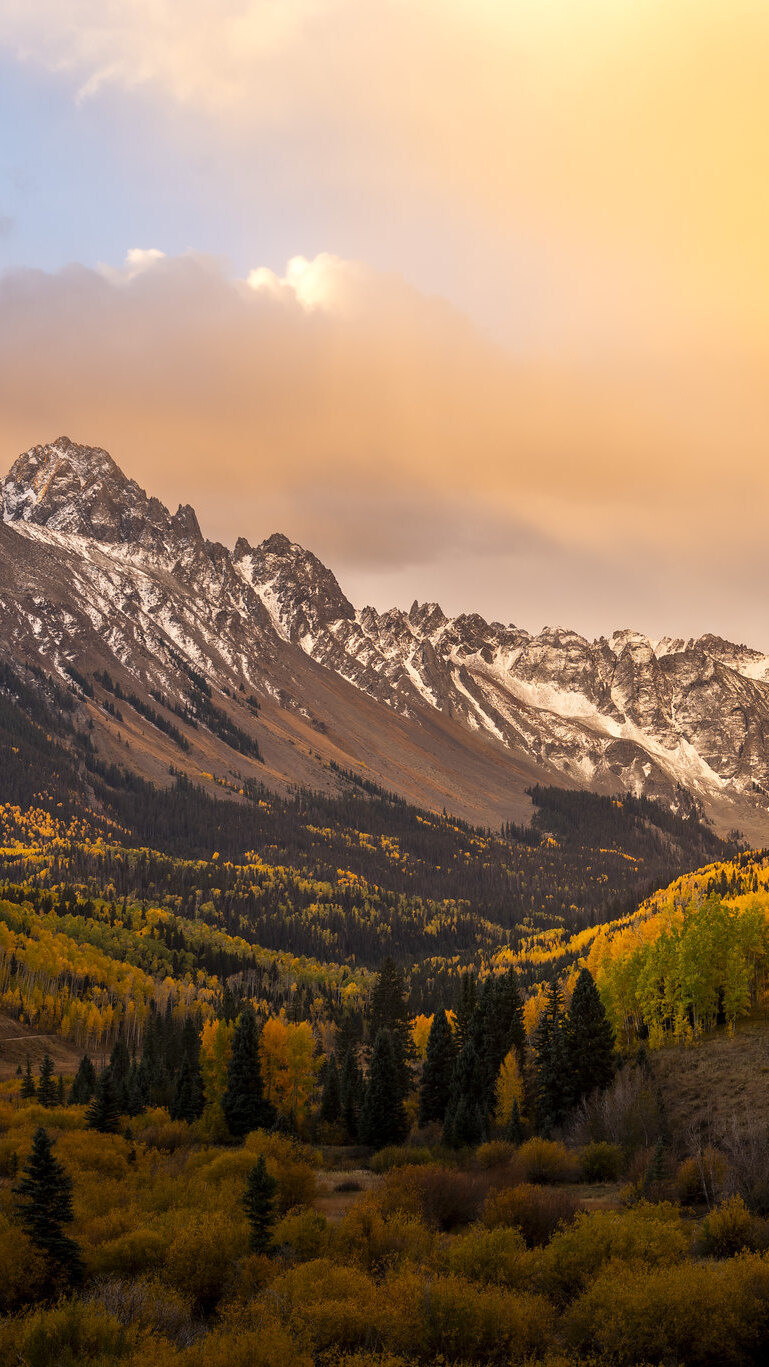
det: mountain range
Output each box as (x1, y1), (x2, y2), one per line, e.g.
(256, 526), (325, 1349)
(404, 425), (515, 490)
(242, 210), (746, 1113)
(2, 435), (769, 840)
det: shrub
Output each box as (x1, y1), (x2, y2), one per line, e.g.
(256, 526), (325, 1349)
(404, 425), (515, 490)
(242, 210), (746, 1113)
(677, 1146), (731, 1206)
(442, 1223), (534, 1288)
(87, 1277), (195, 1348)
(335, 1206), (434, 1271)
(0, 1215), (46, 1313)
(0, 1300), (133, 1367)
(536, 1204), (691, 1303)
(482, 1183), (579, 1246)
(89, 1227), (169, 1278)
(518, 1138), (580, 1184)
(474, 1140), (518, 1171)
(580, 1141), (624, 1183)
(164, 1210), (248, 1313)
(382, 1267), (553, 1362)
(274, 1208), (330, 1261)
(569, 1064), (664, 1154)
(184, 1317), (311, 1367)
(699, 1196), (758, 1258)
(566, 1252), (769, 1366)
(56, 1130), (132, 1179)
(370, 1146), (431, 1173)
(372, 1164), (484, 1230)
(271, 1258), (378, 1352)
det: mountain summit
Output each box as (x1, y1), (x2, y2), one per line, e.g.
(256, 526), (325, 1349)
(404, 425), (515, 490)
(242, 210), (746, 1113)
(2, 436), (769, 838)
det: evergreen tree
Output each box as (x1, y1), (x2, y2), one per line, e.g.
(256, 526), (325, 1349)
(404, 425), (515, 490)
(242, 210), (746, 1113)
(339, 1046), (363, 1142)
(418, 1008), (457, 1126)
(469, 970), (526, 1118)
(454, 971), (477, 1052)
(506, 1097), (524, 1146)
(368, 958), (413, 1100)
(533, 978), (571, 1135)
(86, 1067), (121, 1134)
(109, 1028), (131, 1112)
(169, 1053), (205, 1122)
(222, 1003), (274, 1139)
(565, 968), (616, 1105)
(13, 1127), (83, 1285)
(70, 1054), (97, 1105)
(319, 1055), (341, 1125)
(36, 1052), (57, 1108)
(443, 1035), (488, 1148)
(358, 1029), (409, 1148)
(21, 1057), (36, 1100)
(124, 1062), (146, 1117)
(242, 1154), (278, 1254)
(57, 1075), (65, 1105)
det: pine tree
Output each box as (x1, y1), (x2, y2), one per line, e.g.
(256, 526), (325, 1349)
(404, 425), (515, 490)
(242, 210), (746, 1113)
(454, 971), (477, 1052)
(469, 970), (526, 1118)
(319, 1055), (341, 1125)
(13, 1127), (83, 1285)
(222, 1003), (274, 1139)
(368, 958), (413, 1101)
(170, 1019), (205, 1123)
(70, 1054), (97, 1105)
(57, 1075), (65, 1105)
(533, 978), (571, 1135)
(358, 1030), (409, 1148)
(21, 1057), (36, 1100)
(109, 1029), (131, 1112)
(340, 1046), (363, 1142)
(124, 1062), (145, 1117)
(565, 967), (616, 1105)
(506, 1097), (524, 1146)
(443, 1036), (488, 1148)
(418, 1008), (457, 1126)
(86, 1068), (121, 1134)
(36, 1052), (57, 1108)
(242, 1154), (278, 1253)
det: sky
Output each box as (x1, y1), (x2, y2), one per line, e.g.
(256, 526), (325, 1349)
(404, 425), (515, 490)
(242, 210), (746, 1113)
(1, 1), (769, 646)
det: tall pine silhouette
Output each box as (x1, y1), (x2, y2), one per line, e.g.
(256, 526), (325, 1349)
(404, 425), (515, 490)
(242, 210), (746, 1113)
(368, 958), (412, 1101)
(565, 967), (616, 1105)
(418, 1008), (457, 1126)
(13, 1127), (83, 1286)
(533, 978), (571, 1134)
(359, 1029), (409, 1147)
(222, 1003), (274, 1139)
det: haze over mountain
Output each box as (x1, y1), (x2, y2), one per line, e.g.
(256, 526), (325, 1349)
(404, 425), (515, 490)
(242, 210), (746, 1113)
(2, 436), (769, 840)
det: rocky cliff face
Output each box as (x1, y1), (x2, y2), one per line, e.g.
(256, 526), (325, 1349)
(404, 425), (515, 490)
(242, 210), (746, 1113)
(2, 436), (769, 835)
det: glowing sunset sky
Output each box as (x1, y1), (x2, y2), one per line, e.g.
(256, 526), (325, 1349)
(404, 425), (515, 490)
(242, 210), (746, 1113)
(1, 2), (768, 644)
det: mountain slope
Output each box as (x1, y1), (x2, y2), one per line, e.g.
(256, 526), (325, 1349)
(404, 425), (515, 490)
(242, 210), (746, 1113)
(2, 435), (769, 837)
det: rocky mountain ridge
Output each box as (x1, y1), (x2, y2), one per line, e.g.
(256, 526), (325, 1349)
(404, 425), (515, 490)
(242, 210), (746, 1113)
(2, 436), (769, 837)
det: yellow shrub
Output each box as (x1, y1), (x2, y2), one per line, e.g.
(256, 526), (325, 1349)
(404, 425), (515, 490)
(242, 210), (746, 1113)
(700, 1196), (756, 1258)
(334, 1206), (434, 1271)
(0, 1300), (134, 1367)
(441, 1223), (534, 1288)
(474, 1140), (518, 1171)
(273, 1208), (330, 1261)
(164, 1210), (248, 1312)
(369, 1146), (431, 1173)
(579, 1141), (624, 1183)
(381, 1268), (553, 1362)
(677, 1147), (730, 1206)
(183, 1318), (311, 1367)
(57, 1130), (132, 1179)
(90, 1226), (169, 1278)
(518, 1138), (580, 1184)
(566, 1253), (769, 1366)
(0, 1214), (46, 1313)
(536, 1205), (691, 1303)
(271, 1258), (378, 1351)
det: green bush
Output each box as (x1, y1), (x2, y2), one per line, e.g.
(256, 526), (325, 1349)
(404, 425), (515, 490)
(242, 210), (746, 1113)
(273, 1208), (330, 1261)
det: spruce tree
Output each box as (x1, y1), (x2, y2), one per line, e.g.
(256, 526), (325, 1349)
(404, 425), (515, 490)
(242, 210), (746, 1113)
(36, 1052), (57, 1109)
(418, 1008), (457, 1126)
(506, 1097), (524, 1146)
(358, 1029), (409, 1148)
(169, 1053), (205, 1122)
(368, 958), (413, 1101)
(454, 971), (477, 1052)
(222, 1003), (274, 1139)
(21, 1057), (36, 1100)
(242, 1154), (278, 1253)
(70, 1054), (97, 1105)
(13, 1127), (83, 1285)
(565, 968), (616, 1105)
(86, 1067), (121, 1134)
(109, 1029), (131, 1112)
(339, 1046), (363, 1142)
(469, 970), (526, 1119)
(57, 1075), (65, 1105)
(533, 978), (571, 1135)
(443, 1035), (488, 1148)
(319, 1055), (341, 1125)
